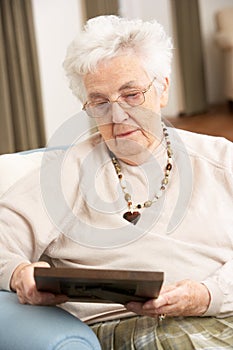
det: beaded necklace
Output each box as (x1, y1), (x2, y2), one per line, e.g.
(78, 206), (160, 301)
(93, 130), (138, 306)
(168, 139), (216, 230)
(109, 123), (173, 225)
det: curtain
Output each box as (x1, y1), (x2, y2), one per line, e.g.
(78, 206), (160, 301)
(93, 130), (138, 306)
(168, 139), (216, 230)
(0, 0), (46, 154)
(85, 0), (118, 20)
(173, 0), (207, 115)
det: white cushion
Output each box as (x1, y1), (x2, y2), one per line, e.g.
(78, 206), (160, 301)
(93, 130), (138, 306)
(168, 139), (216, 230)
(0, 151), (43, 197)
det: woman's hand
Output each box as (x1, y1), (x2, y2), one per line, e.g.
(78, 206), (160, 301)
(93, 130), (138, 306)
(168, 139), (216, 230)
(10, 261), (68, 305)
(126, 279), (211, 318)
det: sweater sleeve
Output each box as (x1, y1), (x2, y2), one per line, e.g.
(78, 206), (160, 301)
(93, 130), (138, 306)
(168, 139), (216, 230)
(202, 140), (233, 318)
(202, 259), (233, 317)
(0, 169), (59, 291)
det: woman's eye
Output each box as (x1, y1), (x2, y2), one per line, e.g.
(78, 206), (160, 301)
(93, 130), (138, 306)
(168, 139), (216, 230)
(124, 92), (141, 100)
(94, 101), (108, 108)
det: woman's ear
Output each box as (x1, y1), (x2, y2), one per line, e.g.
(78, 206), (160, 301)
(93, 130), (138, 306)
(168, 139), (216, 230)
(160, 77), (169, 108)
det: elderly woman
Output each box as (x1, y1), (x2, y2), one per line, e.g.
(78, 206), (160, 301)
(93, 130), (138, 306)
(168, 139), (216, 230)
(1, 15), (233, 349)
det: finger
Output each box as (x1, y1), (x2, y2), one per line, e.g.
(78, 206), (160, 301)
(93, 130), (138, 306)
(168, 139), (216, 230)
(32, 291), (68, 305)
(18, 288), (69, 305)
(126, 302), (144, 314)
(126, 299), (169, 317)
(142, 288), (183, 316)
(156, 287), (183, 308)
(15, 262), (48, 292)
(159, 284), (177, 294)
(156, 303), (189, 317)
(126, 300), (176, 318)
(50, 294), (69, 305)
(15, 262), (52, 304)
(143, 293), (170, 310)
(20, 278), (69, 305)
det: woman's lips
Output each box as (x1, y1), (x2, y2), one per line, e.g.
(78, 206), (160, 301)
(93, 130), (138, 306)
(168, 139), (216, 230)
(116, 129), (139, 138)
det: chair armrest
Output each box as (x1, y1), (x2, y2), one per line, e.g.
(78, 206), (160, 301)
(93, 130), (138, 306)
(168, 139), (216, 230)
(0, 291), (101, 350)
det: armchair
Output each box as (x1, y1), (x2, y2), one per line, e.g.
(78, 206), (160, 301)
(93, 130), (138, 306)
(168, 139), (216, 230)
(0, 147), (101, 350)
(0, 291), (101, 350)
(214, 7), (233, 111)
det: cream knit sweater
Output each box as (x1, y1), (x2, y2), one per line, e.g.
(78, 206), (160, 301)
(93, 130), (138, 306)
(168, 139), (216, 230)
(0, 128), (233, 324)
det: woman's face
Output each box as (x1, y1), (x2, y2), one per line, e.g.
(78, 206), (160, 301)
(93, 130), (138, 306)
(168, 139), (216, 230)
(83, 55), (169, 164)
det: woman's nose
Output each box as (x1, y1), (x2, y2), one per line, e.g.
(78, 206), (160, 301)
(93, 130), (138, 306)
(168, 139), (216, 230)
(111, 102), (128, 123)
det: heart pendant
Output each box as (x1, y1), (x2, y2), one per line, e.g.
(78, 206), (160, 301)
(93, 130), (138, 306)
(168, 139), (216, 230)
(123, 211), (141, 225)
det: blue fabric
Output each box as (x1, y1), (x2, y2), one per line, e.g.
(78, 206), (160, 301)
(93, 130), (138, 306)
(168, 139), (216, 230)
(0, 291), (101, 350)
(18, 146), (69, 155)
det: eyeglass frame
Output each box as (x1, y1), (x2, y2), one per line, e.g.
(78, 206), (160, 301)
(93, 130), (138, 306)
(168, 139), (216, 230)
(82, 77), (156, 117)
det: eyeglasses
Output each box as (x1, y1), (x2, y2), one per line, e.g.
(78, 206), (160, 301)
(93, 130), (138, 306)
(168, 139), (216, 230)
(82, 77), (156, 118)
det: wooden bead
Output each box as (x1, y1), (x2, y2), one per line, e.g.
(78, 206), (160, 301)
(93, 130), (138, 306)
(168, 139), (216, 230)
(167, 148), (173, 157)
(144, 200), (152, 207)
(124, 193), (131, 201)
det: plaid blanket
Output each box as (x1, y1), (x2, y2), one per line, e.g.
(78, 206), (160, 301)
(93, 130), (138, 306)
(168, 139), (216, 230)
(91, 315), (233, 349)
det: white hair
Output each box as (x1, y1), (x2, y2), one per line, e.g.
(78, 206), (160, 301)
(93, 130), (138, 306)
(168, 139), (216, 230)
(63, 15), (173, 102)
